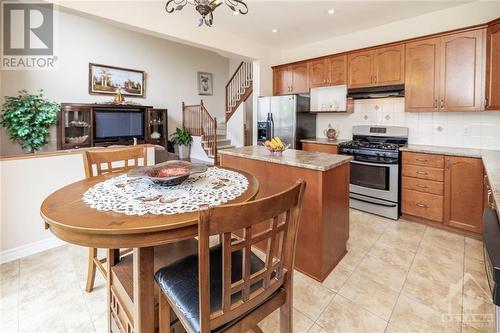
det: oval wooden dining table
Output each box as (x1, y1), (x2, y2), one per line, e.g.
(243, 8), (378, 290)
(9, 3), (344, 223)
(40, 168), (259, 333)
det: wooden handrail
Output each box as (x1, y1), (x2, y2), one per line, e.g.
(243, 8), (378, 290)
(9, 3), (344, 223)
(226, 62), (244, 89)
(182, 100), (217, 161)
(225, 61), (253, 122)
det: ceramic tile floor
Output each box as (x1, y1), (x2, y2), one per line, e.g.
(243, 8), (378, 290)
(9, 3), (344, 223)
(0, 209), (494, 333)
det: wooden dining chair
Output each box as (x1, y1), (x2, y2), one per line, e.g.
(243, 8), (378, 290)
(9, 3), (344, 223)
(82, 146), (148, 292)
(154, 180), (306, 333)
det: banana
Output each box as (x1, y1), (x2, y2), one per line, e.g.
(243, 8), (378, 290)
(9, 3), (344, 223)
(274, 137), (284, 147)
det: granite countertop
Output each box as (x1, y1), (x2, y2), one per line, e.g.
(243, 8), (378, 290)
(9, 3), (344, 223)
(218, 146), (352, 172)
(300, 138), (351, 146)
(400, 144), (482, 158)
(401, 144), (500, 217)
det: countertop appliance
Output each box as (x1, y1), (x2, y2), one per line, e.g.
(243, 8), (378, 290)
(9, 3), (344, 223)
(483, 207), (500, 333)
(338, 125), (409, 220)
(257, 95), (315, 149)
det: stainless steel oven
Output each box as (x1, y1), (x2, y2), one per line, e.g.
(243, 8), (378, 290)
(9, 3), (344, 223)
(339, 125), (408, 220)
(349, 159), (399, 219)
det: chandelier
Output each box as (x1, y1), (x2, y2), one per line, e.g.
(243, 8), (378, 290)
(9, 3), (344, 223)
(165, 0), (248, 27)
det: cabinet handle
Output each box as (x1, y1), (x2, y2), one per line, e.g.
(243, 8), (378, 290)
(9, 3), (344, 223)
(415, 158), (428, 162)
(416, 203), (428, 208)
(440, 99), (445, 108)
(434, 100), (438, 108)
(374, 75), (377, 84)
(416, 171), (428, 175)
(485, 97), (489, 108)
(416, 184), (428, 188)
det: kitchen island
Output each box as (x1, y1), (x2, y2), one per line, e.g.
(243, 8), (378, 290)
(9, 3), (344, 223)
(219, 146), (352, 282)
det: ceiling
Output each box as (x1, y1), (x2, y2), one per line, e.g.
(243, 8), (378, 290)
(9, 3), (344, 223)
(170, 0), (472, 49)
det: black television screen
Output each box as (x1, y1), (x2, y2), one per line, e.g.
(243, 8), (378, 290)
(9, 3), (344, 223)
(94, 110), (144, 140)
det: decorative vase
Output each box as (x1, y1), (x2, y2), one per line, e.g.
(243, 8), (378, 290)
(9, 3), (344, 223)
(175, 145), (191, 159)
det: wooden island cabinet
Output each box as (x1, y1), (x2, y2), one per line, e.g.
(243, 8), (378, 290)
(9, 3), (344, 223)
(219, 146), (352, 282)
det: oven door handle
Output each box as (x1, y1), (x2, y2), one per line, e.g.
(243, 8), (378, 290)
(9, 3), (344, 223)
(350, 195), (398, 208)
(351, 159), (398, 168)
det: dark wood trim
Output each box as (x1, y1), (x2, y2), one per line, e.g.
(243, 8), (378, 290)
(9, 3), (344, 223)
(271, 20), (493, 69)
(88, 63), (146, 98)
(226, 85), (253, 122)
(226, 62), (244, 89)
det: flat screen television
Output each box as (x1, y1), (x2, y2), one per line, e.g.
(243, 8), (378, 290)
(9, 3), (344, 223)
(93, 109), (144, 141)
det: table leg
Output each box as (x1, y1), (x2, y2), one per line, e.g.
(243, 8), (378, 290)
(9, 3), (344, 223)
(133, 247), (155, 333)
(107, 249), (119, 333)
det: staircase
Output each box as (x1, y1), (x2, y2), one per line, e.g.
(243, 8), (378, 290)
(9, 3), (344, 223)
(182, 101), (235, 163)
(226, 61), (253, 122)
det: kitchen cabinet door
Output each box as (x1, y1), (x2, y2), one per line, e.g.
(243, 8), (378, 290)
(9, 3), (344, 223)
(440, 30), (485, 112)
(291, 63), (310, 93)
(373, 44), (405, 86)
(329, 55), (347, 86)
(444, 156), (484, 233)
(347, 50), (373, 88)
(273, 67), (291, 95)
(486, 20), (500, 110)
(405, 38), (441, 112)
(309, 59), (329, 88)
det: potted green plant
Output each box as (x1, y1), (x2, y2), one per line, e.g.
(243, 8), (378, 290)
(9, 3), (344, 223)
(170, 127), (193, 159)
(1, 90), (60, 153)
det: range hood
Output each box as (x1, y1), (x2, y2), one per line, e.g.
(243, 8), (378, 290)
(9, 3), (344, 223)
(347, 84), (404, 100)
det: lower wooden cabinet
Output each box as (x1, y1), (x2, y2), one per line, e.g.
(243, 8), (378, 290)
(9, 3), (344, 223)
(444, 156), (484, 233)
(401, 152), (484, 234)
(301, 142), (338, 154)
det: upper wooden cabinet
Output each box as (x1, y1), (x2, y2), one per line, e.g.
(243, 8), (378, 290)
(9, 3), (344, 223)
(347, 45), (405, 88)
(486, 19), (500, 110)
(405, 29), (485, 112)
(273, 67), (291, 95)
(309, 55), (347, 88)
(347, 50), (373, 88)
(444, 156), (484, 233)
(291, 63), (310, 94)
(273, 63), (309, 95)
(373, 45), (406, 86)
(440, 30), (485, 112)
(405, 38), (441, 112)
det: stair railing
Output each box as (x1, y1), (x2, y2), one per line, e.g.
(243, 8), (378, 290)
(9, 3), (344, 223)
(226, 61), (253, 122)
(182, 100), (217, 160)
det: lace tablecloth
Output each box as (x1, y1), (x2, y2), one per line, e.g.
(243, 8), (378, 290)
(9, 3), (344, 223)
(82, 167), (249, 216)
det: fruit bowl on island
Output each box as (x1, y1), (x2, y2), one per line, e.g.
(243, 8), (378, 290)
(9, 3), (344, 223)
(263, 137), (290, 155)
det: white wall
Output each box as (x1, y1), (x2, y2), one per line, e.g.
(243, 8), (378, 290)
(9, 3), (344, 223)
(280, 1), (500, 63)
(317, 98), (500, 150)
(0, 146), (155, 262)
(0, 8), (230, 156)
(227, 103), (245, 148)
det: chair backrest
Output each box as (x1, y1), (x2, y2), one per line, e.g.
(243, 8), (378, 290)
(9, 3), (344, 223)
(83, 146), (148, 178)
(197, 180), (306, 332)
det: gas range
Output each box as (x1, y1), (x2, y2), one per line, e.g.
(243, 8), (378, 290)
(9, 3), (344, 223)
(338, 125), (409, 220)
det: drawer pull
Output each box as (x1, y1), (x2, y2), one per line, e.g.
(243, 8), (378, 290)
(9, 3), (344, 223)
(416, 203), (428, 208)
(416, 171), (428, 175)
(415, 158), (428, 162)
(416, 184), (428, 189)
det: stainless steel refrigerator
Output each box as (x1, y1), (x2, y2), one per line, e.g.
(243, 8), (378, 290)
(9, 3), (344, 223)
(257, 95), (316, 149)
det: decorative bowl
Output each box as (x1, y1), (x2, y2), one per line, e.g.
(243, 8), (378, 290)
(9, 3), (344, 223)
(66, 135), (89, 144)
(127, 161), (208, 186)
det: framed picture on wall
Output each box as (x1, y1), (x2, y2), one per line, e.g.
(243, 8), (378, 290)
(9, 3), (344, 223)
(198, 72), (213, 96)
(89, 63), (145, 97)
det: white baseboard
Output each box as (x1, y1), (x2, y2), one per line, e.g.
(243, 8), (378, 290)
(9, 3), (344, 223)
(0, 237), (66, 264)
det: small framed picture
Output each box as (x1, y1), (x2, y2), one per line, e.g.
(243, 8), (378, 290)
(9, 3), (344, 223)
(198, 72), (213, 96)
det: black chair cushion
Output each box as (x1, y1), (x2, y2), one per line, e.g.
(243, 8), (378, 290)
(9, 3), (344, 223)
(154, 244), (266, 333)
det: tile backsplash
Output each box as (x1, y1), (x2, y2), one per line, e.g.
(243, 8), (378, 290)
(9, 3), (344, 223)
(316, 98), (500, 150)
